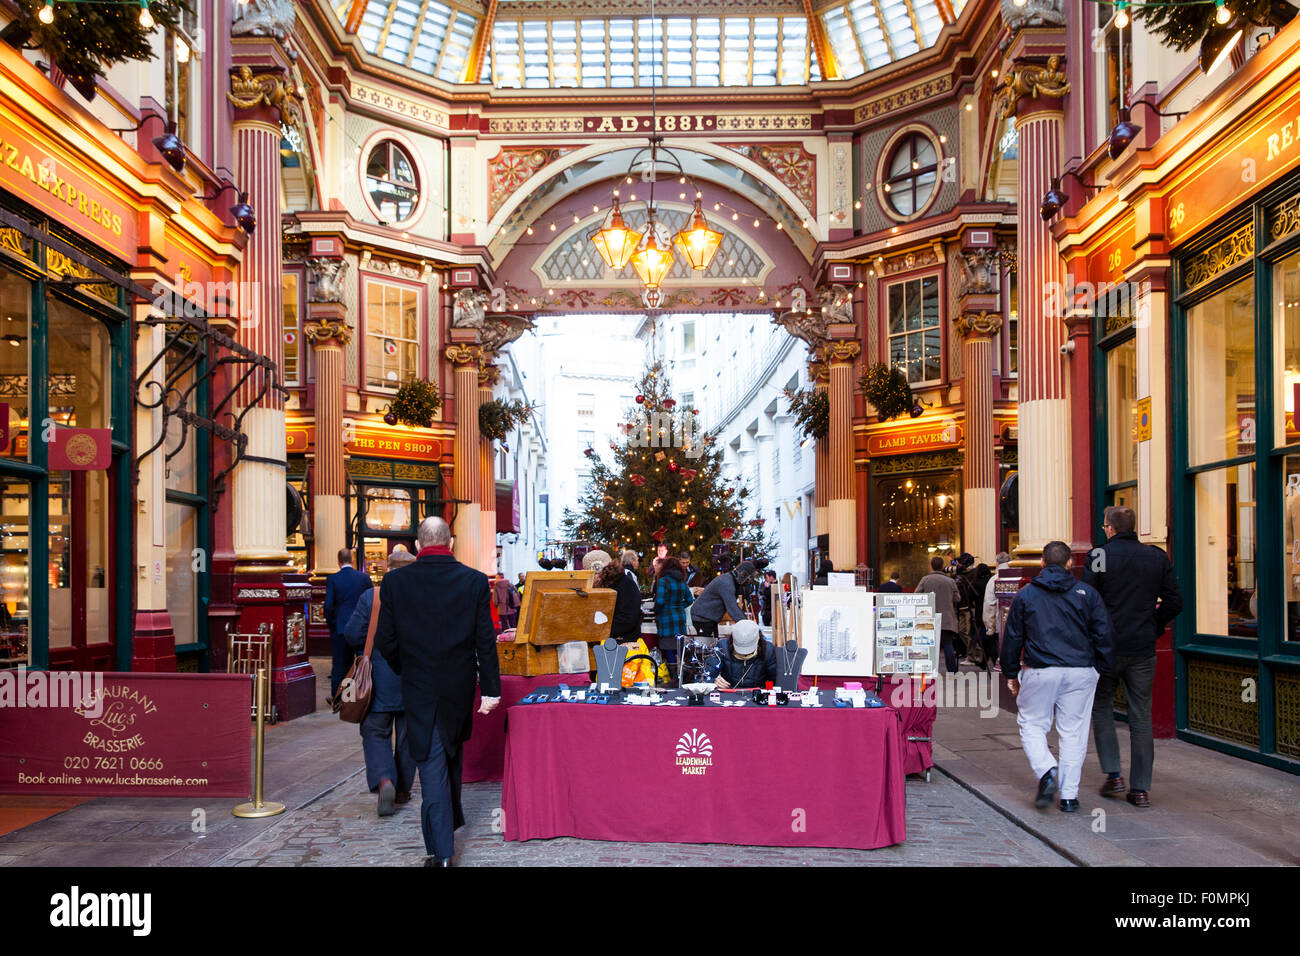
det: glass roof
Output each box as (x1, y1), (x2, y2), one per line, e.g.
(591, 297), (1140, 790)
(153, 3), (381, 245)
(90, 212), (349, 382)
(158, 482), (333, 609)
(333, 0), (964, 86)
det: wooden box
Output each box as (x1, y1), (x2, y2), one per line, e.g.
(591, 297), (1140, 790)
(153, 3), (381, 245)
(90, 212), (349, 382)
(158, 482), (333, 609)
(495, 570), (616, 676)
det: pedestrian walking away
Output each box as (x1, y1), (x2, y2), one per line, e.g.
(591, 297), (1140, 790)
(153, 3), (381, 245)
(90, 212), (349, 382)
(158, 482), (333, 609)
(1082, 506), (1183, 808)
(323, 547), (373, 705)
(373, 517), (501, 866)
(1001, 541), (1115, 813)
(915, 555), (962, 673)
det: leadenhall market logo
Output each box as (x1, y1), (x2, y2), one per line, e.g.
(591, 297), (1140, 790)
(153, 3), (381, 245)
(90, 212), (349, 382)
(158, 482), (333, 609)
(675, 728), (713, 776)
(73, 686), (157, 753)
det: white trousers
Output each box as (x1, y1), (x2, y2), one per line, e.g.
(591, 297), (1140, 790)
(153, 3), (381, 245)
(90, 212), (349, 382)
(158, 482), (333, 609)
(1015, 666), (1099, 800)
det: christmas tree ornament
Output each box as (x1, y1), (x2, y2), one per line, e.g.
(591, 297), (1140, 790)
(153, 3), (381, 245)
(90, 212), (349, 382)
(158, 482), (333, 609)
(635, 395), (645, 404)
(652, 526), (667, 542)
(583, 447), (595, 457)
(630, 474), (646, 486)
(654, 451), (666, 461)
(663, 398), (677, 409)
(682, 469), (698, 480)
(668, 460), (679, 472)
(688, 520), (697, 531)
(653, 498), (664, 508)
(721, 527), (735, 540)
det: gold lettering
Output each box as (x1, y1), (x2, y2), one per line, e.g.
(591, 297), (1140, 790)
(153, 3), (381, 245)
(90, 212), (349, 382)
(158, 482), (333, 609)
(3, 144), (17, 170)
(1269, 132), (1283, 161)
(18, 155), (33, 182)
(1284, 123), (1295, 151)
(595, 117), (615, 133)
(620, 116), (638, 132)
(111, 214), (122, 236)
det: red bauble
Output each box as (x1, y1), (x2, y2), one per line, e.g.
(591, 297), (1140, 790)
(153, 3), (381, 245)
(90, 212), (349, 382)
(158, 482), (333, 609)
(583, 447), (595, 457)
(635, 395), (645, 404)
(630, 473), (646, 486)
(721, 527), (735, 540)
(652, 526), (667, 542)
(663, 398), (676, 409)
(688, 521), (697, 530)
(668, 460), (679, 472)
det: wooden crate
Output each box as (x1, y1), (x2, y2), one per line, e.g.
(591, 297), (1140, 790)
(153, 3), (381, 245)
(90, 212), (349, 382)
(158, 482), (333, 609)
(497, 641), (597, 677)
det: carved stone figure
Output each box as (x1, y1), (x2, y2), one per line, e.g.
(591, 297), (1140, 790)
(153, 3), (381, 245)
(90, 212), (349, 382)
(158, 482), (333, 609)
(1000, 0), (1065, 33)
(772, 307), (830, 349)
(232, 0), (296, 39)
(480, 315), (535, 355)
(452, 289), (488, 329)
(998, 54), (1070, 118)
(956, 248), (999, 298)
(819, 284), (854, 324)
(306, 258), (349, 303)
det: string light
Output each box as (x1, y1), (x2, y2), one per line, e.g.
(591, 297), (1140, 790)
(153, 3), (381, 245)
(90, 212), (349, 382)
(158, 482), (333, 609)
(38, 0), (53, 23)
(1114, 0), (1129, 28)
(139, 0), (154, 30)
(1215, 0), (1231, 23)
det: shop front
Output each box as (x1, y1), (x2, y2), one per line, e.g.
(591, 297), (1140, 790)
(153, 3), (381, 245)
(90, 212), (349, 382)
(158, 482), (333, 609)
(1065, 28), (1300, 769)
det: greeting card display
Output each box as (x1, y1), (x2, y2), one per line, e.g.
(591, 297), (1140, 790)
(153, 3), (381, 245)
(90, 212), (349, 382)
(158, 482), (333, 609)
(874, 592), (939, 676)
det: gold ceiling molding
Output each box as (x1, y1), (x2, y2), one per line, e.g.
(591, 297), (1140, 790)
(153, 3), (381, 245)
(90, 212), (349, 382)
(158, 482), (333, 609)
(854, 74), (954, 124)
(495, 0), (799, 16)
(350, 80), (451, 129)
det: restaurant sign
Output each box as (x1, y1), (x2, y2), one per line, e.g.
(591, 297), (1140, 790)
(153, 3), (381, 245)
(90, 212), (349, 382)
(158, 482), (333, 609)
(344, 420), (442, 462)
(0, 124), (135, 258)
(0, 672), (250, 797)
(867, 420), (962, 457)
(1165, 82), (1300, 244)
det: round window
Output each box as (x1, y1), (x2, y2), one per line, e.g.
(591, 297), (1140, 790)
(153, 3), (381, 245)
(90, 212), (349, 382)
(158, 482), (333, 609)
(882, 133), (939, 218)
(365, 141), (420, 222)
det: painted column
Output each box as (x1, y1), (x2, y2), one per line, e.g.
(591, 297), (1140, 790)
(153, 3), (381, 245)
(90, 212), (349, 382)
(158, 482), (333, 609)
(304, 309), (351, 575)
(446, 344), (483, 570)
(1012, 77), (1071, 555)
(811, 355), (830, 546)
(955, 310), (1002, 563)
(479, 358), (500, 574)
(228, 60), (312, 719)
(827, 340), (860, 571)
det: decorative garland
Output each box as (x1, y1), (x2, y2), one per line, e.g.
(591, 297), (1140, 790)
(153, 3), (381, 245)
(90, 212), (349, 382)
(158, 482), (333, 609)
(479, 397), (533, 442)
(859, 362), (914, 422)
(389, 378), (441, 428)
(5, 0), (187, 98)
(1134, 0), (1296, 52)
(784, 386), (829, 440)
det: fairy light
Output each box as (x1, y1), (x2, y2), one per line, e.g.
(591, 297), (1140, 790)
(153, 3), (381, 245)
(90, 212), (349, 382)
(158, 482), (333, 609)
(139, 0), (154, 29)
(38, 0), (54, 23)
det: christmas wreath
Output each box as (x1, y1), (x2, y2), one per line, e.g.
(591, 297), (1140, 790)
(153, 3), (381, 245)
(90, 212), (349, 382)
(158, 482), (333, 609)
(784, 386), (830, 440)
(859, 362), (914, 422)
(5, 0), (188, 99)
(389, 378), (442, 428)
(479, 398), (533, 442)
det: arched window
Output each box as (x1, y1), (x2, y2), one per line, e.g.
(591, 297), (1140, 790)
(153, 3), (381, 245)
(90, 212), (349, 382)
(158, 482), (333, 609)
(364, 141), (420, 222)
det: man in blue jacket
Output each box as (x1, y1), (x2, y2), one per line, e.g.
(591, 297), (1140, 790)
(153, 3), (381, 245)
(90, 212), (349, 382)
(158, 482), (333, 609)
(1001, 541), (1115, 813)
(324, 547), (373, 705)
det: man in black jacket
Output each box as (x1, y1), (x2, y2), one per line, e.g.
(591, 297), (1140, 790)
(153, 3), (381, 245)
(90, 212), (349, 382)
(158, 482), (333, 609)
(1082, 506), (1183, 808)
(1002, 541), (1115, 813)
(374, 517), (501, 866)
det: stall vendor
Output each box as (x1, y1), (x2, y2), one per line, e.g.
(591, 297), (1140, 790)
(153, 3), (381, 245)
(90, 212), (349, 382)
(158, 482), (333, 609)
(703, 620), (778, 690)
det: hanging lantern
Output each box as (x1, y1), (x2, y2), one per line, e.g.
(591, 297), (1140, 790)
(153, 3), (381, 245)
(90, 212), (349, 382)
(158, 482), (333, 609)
(672, 199), (724, 270)
(629, 217), (675, 290)
(588, 199), (643, 270)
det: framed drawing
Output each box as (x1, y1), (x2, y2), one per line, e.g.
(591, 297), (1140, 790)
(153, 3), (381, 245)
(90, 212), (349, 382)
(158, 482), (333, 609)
(874, 592), (939, 676)
(800, 587), (876, 677)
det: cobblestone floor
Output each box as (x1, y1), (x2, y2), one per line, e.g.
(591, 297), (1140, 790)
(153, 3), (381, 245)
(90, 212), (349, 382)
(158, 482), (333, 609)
(217, 769), (1072, 867)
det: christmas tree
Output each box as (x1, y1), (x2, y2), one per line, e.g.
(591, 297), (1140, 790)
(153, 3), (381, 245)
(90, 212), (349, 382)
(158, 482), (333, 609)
(1137, 0), (1296, 52)
(561, 361), (770, 583)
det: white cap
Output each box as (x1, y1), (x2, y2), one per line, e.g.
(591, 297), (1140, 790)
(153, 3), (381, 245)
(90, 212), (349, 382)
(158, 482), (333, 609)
(732, 619), (761, 655)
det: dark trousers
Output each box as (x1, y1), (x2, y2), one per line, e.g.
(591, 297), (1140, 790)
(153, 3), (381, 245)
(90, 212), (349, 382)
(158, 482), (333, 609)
(694, 619), (719, 639)
(1092, 654), (1156, 792)
(360, 710), (415, 794)
(416, 732), (462, 859)
(328, 626), (351, 697)
(939, 629), (961, 674)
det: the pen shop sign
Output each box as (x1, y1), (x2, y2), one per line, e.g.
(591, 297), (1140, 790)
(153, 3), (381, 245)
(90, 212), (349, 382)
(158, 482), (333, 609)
(0, 672), (251, 798)
(583, 114), (717, 134)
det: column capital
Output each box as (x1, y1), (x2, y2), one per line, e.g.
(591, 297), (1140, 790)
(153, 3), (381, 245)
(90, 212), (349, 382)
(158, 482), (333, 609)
(304, 320), (352, 348)
(826, 341), (861, 366)
(954, 311), (1003, 339)
(477, 360), (502, 387)
(228, 65), (304, 129)
(445, 344), (482, 367)
(996, 54), (1069, 121)
(808, 358), (830, 384)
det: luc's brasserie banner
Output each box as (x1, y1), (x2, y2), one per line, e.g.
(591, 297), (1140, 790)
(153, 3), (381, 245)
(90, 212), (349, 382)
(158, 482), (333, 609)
(0, 672), (251, 798)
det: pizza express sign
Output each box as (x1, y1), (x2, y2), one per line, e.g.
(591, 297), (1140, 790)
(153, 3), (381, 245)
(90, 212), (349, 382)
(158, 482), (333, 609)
(584, 114), (717, 134)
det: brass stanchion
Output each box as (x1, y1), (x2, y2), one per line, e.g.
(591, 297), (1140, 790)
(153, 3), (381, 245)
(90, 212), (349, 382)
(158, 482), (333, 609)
(233, 667), (285, 818)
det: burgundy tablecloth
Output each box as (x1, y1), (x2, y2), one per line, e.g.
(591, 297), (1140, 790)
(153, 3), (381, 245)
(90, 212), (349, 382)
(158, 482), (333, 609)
(465, 672), (589, 783)
(502, 702), (906, 849)
(797, 675), (936, 776)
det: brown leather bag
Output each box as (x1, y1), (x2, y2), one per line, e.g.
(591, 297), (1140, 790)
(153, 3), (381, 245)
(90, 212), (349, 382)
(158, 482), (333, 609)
(335, 590), (379, 723)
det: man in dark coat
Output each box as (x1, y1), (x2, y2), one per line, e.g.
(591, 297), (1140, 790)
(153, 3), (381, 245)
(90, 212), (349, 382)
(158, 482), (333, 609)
(323, 547), (373, 703)
(1002, 541), (1115, 813)
(691, 560), (756, 638)
(374, 517), (500, 866)
(1082, 505), (1183, 808)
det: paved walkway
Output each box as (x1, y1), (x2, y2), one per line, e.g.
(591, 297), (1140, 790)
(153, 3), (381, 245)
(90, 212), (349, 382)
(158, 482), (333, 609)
(0, 660), (1295, 866)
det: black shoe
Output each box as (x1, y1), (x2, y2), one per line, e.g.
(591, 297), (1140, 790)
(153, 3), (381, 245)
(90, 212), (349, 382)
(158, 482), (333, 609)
(424, 856), (453, 867)
(1035, 768), (1059, 809)
(377, 779), (396, 817)
(1058, 798), (1080, 813)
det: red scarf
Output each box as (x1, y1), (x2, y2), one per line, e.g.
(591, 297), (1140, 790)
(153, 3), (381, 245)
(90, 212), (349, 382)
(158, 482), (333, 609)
(418, 546), (454, 557)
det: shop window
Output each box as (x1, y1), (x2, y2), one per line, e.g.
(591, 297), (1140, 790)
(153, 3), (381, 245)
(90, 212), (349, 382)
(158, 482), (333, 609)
(887, 275), (942, 384)
(165, 0), (200, 145)
(1187, 276), (1255, 468)
(1107, 339), (1139, 481)
(881, 132), (939, 218)
(875, 473), (961, 587)
(166, 501), (198, 648)
(0, 477), (30, 666)
(1005, 280), (1018, 377)
(282, 272), (301, 387)
(1194, 462), (1257, 638)
(1099, 4), (1133, 153)
(0, 265), (29, 463)
(364, 280), (419, 390)
(364, 486), (412, 532)
(1275, 248), (1300, 644)
(364, 141), (420, 223)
